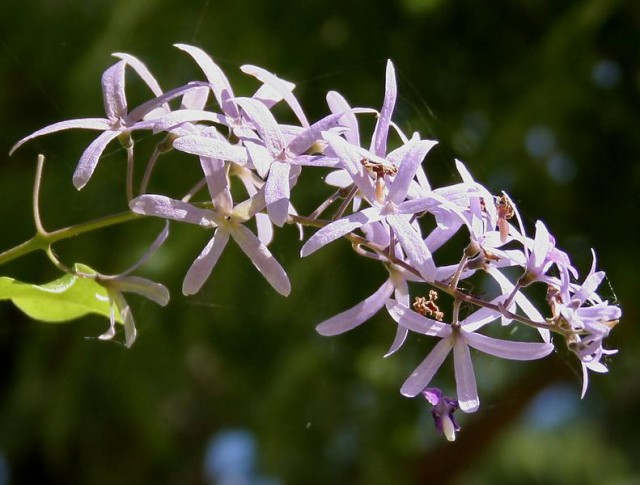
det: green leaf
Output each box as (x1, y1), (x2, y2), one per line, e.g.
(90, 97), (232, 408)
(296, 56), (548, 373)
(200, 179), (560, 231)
(0, 264), (120, 323)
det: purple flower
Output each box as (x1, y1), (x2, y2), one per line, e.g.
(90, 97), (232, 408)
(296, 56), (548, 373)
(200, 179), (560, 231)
(386, 299), (554, 412)
(422, 388), (461, 442)
(301, 132), (447, 281)
(548, 251), (620, 397)
(316, 262), (416, 356)
(129, 160), (290, 296)
(518, 220), (577, 287)
(92, 224), (170, 347)
(11, 57), (203, 189)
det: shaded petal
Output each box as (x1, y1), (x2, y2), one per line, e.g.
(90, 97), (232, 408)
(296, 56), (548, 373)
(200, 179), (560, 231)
(574, 271), (605, 305)
(241, 65), (309, 127)
(72, 130), (121, 189)
(371, 60), (396, 157)
(288, 108), (373, 155)
(300, 207), (384, 257)
(103, 289), (137, 348)
(453, 337), (480, 413)
(182, 230), (230, 295)
(112, 52), (164, 97)
(10, 118), (111, 155)
(464, 331), (554, 360)
(244, 139), (272, 177)
(265, 161), (291, 227)
(102, 61), (128, 120)
(531, 220), (551, 269)
(116, 276), (170, 306)
(231, 225), (291, 296)
(130, 194), (216, 226)
(180, 86), (210, 110)
(98, 300), (118, 343)
(401, 337), (453, 397)
(580, 364), (590, 399)
(174, 43), (239, 118)
(127, 82), (207, 122)
(255, 213), (274, 246)
(386, 326), (409, 358)
(322, 131), (376, 202)
(252, 77), (295, 108)
(387, 214), (436, 281)
(200, 157), (229, 206)
(385, 275), (411, 357)
(153, 109), (227, 132)
(235, 97), (285, 155)
(326, 90), (360, 146)
(316, 279), (394, 336)
(388, 137), (438, 204)
(173, 135), (249, 164)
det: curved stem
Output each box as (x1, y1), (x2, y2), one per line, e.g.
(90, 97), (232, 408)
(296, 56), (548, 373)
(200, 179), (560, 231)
(0, 211), (141, 265)
(139, 146), (162, 195)
(33, 154), (48, 236)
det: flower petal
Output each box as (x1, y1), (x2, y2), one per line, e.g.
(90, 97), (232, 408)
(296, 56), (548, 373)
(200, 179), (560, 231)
(231, 225), (291, 296)
(116, 276), (170, 306)
(174, 43), (239, 118)
(464, 331), (554, 360)
(288, 110), (372, 155)
(453, 337), (480, 413)
(316, 279), (394, 336)
(72, 130), (121, 189)
(112, 52), (164, 97)
(265, 161), (291, 227)
(388, 137), (437, 204)
(300, 207), (384, 257)
(241, 65), (309, 127)
(235, 97), (285, 155)
(387, 214), (436, 281)
(182, 230), (230, 295)
(153, 109), (227, 133)
(102, 61), (128, 120)
(130, 194), (216, 226)
(401, 337), (453, 397)
(371, 60), (396, 157)
(173, 135), (249, 164)
(323, 131), (376, 202)
(10, 118), (112, 155)
(326, 90), (360, 146)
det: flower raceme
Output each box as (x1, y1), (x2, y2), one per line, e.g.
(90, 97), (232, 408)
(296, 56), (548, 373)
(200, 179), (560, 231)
(8, 45), (620, 441)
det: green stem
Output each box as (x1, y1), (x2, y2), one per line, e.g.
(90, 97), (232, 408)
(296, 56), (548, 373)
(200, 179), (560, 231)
(0, 211), (141, 265)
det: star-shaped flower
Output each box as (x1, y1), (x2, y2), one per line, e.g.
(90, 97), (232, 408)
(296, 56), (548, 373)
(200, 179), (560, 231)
(386, 299), (554, 412)
(130, 160), (290, 296)
(11, 57), (203, 189)
(92, 224), (170, 347)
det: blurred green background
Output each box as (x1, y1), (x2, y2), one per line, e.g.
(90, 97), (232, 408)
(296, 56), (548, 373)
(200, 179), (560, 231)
(1, 0), (638, 483)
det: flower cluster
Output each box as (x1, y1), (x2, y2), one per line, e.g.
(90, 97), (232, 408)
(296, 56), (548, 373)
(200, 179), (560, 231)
(10, 45), (620, 440)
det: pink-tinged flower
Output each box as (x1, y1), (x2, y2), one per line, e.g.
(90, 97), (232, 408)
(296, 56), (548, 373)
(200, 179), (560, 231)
(301, 131), (453, 282)
(129, 160), (290, 296)
(316, 262), (416, 356)
(518, 220), (576, 287)
(547, 251), (620, 397)
(386, 299), (554, 412)
(422, 388), (460, 442)
(10, 58), (203, 189)
(234, 96), (359, 226)
(153, 44), (303, 139)
(92, 224), (170, 347)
